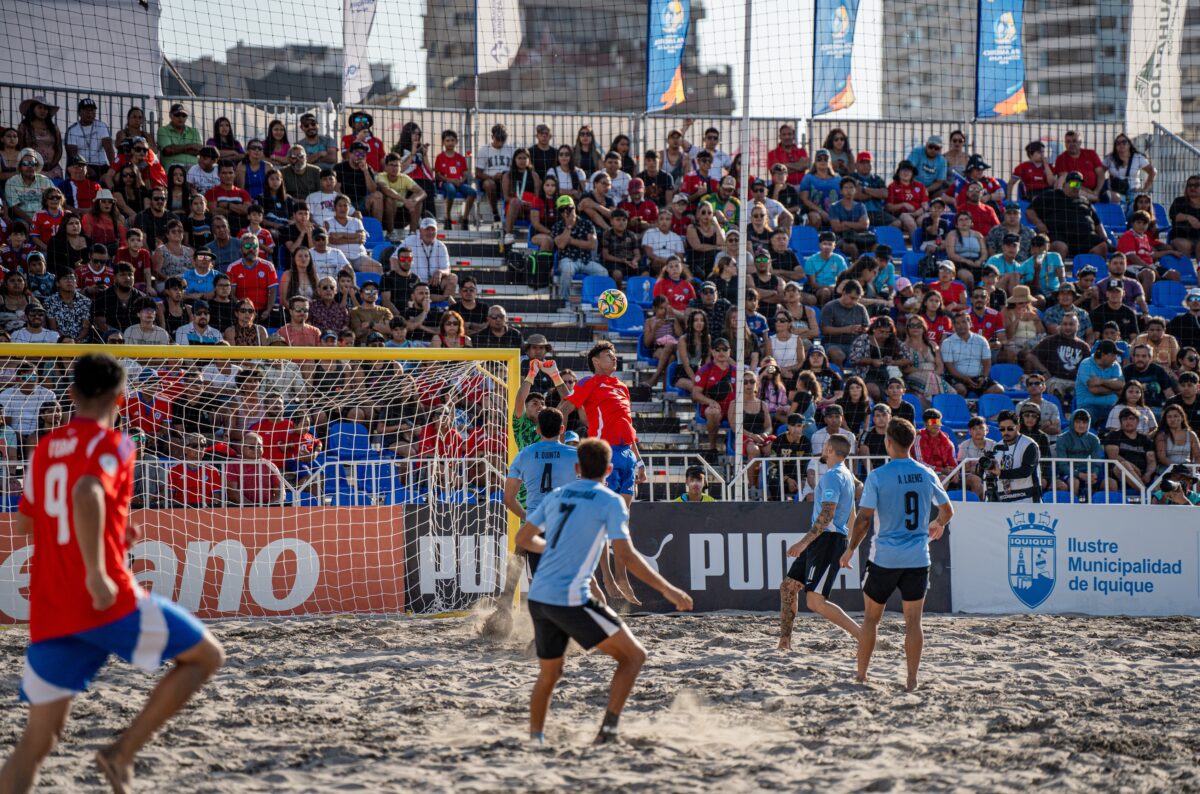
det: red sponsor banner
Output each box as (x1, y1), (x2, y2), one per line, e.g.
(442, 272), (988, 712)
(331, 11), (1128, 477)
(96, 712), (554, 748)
(0, 507), (405, 624)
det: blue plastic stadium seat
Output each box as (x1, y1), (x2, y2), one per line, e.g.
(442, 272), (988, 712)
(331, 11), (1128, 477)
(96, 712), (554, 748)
(355, 272), (381, 288)
(910, 227), (924, 252)
(989, 363), (1028, 399)
(1042, 490), (1075, 504)
(608, 305), (645, 338)
(665, 361), (690, 398)
(978, 393), (1014, 421)
(636, 333), (658, 365)
(874, 226), (906, 254)
(362, 216), (385, 246)
(931, 393), (971, 433)
(581, 275), (616, 307)
(1043, 394), (1067, 427)
(945, 489), (980, 502)
(372, 242), (395, 262)
(1159, 255), (1198, 287)
(626, 276), (656, 310)
(790, 226), (820, 258)
(1072, 253), (1107, 279)
(902, 392), (924, 417)
(901, 251), (926, 280)
(1152, 203), (1171, 234)
(1093, 203), (1126, 234)
(1152, 280), (1187, 308)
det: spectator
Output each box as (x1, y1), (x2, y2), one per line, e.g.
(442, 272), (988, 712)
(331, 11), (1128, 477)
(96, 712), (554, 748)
(1156, 403), (1200, 470)
(1121, 343), (1173, 417)
(942, 210), (986, 289)
(956, 155), (1006, 210)
(1094, 321), (1131, 364)
(92, 261), (149, 339)
(798, 149), (840, 228)
(279, 146), (321, 208)
(642, 207), (686, 275)
(111, 134), (167, 190)
(907, 134), (948, 197)
(157, 104), (202, 170)
(11, 304), (57, 344)
(768, 412), (811, 500)
(827, 179), (871, 259)
(672, 308), (711, 395)
(151, 219), (193, 288)
(767, 123), (809, 186)
(879, 377), (916, 424)
(701, 175), (741, 229)
(1167, 288), (1200, 351)
(674, 465), (716, 502)
(61, 154), (102, 210)
(43, 270), (91, 341)
(1027, 312), (1090, 404)
(1097, 252), (1149, 314)
(548, 196), (603, 300)
(685, 201), (724, 276)
(0, 127), (20, 181)
(306, 227), (351, 283)
(572, 125), (604, 177)
(1010, 140), (1055, 200)
(999, 286), (1046, 366)
(1090, 282), (1139, 341)
(225, 298), (269, 346)
(124, 300), (170, 345)
(693, 337), (737, 452)
(175, 299), (223, 345)
(226, 234), (279, 323)
(767, 163), (803, 216)
(157, 275), (191, 336)
(680, 122), (732, 175)
(82, 189), (126, 251)
(475, 124), (514, 219)
(341, 110), (385, 170)
(943, 129), (969, 176)
(1167, 371), (1200, 430)
(1103, 407), (1157, 490)
(1026, 234), (1066, 298)
(1150, 464), (1200, 506)
(42, 216), (88, 274)
(637, 152), (675, 210)
(986, 202), (1034, 259)
(187, 145), (221, 195)
(0, 363), (56, 444)
(225, 433), (284, 506)
(61, 98), (113, 180)
(917, 290), (954, 343)
(1167, 175), (1200, 258)
(858, 403), (892, 471)
(898, 315), (950, 402)
(936, 311), (1003, 395)
(958, 182), (1000, 236)
(1052, 131), (1105, 202)
(810, 404), (857, 461)
(1017, 400), (1055, 488)
(836, 376), (872, 436)
(927, 261), (967, 313)
(803, 231), (847, 305)
(332, 141), (378, 216)
(820, 128), (854, 175)
(344, 280), (390, 342)
(789, 370), (824, 423)
(402, 282), (439, 344)
(954, 416), (996, 499)
(1076, 340), (1125, 426)
(1026, 171), (1109, 259)
(402, 218), (456, 300)
(966, 284), (1006, 346)
(579, 171), (617, 235)
(642, 296), (679, 389)
(207, 116), (244, 161)
(163, 163), (196, 217)
(600, 208), (639, 287)
(295, 113), (335, 166)
(912, 407), (956, 476)
(16, 97), (63, 179)
(167, 433), (223, 507)
(4, 149), (54, 222)
(548, 144), (588, 202)
(274, 296), (319, 346)
(326, 194), (381, 273)
(885, 160), (929, 235)
(818, 279), (869, 366)
(29, 187), (67, 250)
(1055, 409), (1111, 499)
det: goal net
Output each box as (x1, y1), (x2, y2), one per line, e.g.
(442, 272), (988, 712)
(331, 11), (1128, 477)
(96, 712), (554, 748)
(0, 345), (519, 622)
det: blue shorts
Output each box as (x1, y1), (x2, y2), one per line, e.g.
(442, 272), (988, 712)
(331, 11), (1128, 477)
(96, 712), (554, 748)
(441, 183), (477, 201)
(605, 445), (637, 496)
(21, 594), (206, 705)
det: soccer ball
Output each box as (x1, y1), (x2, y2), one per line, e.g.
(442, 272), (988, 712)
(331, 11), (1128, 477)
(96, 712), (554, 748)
(597, 289), (628, 320)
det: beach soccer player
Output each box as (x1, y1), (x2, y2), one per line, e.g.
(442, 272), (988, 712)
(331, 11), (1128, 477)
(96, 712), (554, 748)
(778, 436), (862, 649)
(839, 418), (953, 691)
(484, 407), (582, 637)
(0, 353), (224, 794)
(557, 340), (646, 603)
(516, 439), (692, 745)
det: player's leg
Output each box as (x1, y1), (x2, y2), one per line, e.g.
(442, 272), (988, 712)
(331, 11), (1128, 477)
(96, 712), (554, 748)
(778, 552), (806, 650)
(593, 627), (647, 744)
(900, 597), (926, 692)
(806, 591), (861, 641)
(0, 699), (73, 794)
(529, 656), (565, 741)
(856, 596), (885, 684)
(610, 492), (640, 605)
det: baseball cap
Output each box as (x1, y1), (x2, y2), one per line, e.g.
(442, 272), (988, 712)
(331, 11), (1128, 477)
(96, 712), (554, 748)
(786, 413), (806, 426)
(814, 148), (831, 160)
(926, 134), (944, 147)
(169, 103), (188, 116)
(1184, 289), (1200, 304)
(700, 281), (717, 293)
(419, 217), (438, 230)
(1077, 264), (1098, 276)
(750, 178), (767, 190)
(1166, 463), (1197, 481)
(1002, 233), (1021, 245)
(365, 332), (386, 344)
(1003, 201), (1021, 212)
(350, 141), (370, 153)
(937, 260), (956, 271)
(711, 337), (731, 350)
(320, 330), (338, 341)
(894, 277), (913, 291)
(555, 195), (575, 209)
(24, 304), (45, 315)
(1017, 400), (1041, 416)
(720, 176), (737, 189)
(310, 227), (327, 239)
(1063, 171), (1085, 186)
(966, 154), (990, 171)
(78, 98), (97, 110)
(1095, 340), (1119, 355)
(191, 299), (210, 312)
(1106, 281), (1125, 292)
(627, 178), (645, 192)
(67, 155), (87, 167)
(672, 193), (689, 204)
(856, 151), (873, 162)
(563, 431), (580, 444)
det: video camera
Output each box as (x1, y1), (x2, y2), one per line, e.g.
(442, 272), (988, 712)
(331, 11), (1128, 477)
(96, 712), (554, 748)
(979, 443), (1008, 502)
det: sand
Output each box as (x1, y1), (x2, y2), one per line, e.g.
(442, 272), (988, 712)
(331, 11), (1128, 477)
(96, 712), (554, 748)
(1, 611), (1198, 792)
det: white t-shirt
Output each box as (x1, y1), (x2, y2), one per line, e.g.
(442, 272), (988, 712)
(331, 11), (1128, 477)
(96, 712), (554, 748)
(65, 120), (112, 166)
(306, 190), (339, 227)
(201, 363), (242, 391)
(310, 247), (352, 281)
(475, 143), (515, 178)
(589, 170), (631, 204)
(1101, 153), (1151, 193)
(11, 327), (59, 344)
(402, 233), (451, 282)
(326, 215), (367, 260)
(640, 228), (685, 259)
(686, 145), (733, 175)
(123, 324), (171, 345)
(0, 385), (57, 434)
(549, 166), (587, 194)
(187, 164), (221, 195)
(758, 196), (788, 225)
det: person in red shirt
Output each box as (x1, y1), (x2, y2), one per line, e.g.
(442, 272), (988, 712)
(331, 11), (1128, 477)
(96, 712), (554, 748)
(618, 178), (658, 235)
(953, 155), (1004, 210)
(62, 156), (101, 210)
(251, 396), (296, 468)
(113, 228), (153, 291)
(225, 432), (285, 505)
(1052, 131), (1105, 202)
(929, 261), (967, 312)
(108, 136), (167, 188)
(30, 188), (67, 250)
(679, 150), (719, 206)
(225, 234), (279, 320)
(340, 111), (385, 172)
(3, 353), (222, 793)
(167, 433), (223, 506)
(433, 129), (476, 230)
(885, 161), (930, 235)
(1010, 140), (1054, 200)
(652, 256), (697, 317)
(967, 285), (1005, 345)
(1118, 211), (1174, 279)
(691, 338), (737, 450)
(668, 192), (693, 236)
(959, 182), (1000, 235)
(913, 407), (957, 476)
(205, 162), (253, 235)
(766, 123), (809, 186)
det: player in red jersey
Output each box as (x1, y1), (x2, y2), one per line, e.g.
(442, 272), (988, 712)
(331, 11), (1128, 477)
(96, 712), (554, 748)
(558, 340), (646, 603)
(0, 353), (224, 794)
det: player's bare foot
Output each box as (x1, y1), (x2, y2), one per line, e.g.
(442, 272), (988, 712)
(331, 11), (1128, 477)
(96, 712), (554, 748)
(854, 674), (868, 684)
(905, 677), (920, 692)
(777, 638), (791, 650)
(95, 746), (132, 794)
(619, 585), (642, 606)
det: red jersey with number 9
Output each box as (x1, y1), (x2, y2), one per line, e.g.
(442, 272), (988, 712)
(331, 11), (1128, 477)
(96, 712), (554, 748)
(568, 374), (637, 446)
(19, 418), (139, 642)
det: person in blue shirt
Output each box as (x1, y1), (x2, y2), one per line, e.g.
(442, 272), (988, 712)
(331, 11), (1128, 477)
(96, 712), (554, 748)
(840, 418), (953, 691)
(516, 439), (693, 745)
(504, 407), (578, 576)
(907, 135), (949, 197)
(802, 231), (848, 304)
(779, 435), (861, 650)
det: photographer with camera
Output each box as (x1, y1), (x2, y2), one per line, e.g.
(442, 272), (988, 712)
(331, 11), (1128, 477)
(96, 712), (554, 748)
(981, 410), (1041, 502)
(1151, 464), (1200, 506)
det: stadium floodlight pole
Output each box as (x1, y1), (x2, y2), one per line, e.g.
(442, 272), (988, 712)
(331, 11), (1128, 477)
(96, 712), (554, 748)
(731, 0), (753, 501)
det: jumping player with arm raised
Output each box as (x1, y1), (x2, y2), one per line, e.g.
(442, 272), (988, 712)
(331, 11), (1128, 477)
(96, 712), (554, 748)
(516, 438), (693, 746)
(556, 340), (646, 603)
(779, 435), (861, 649)
(0, 353), (225, 794)
(839, 417), (953, 691)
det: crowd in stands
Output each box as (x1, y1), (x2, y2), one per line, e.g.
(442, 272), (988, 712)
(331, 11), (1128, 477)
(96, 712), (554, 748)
(2, 96), (1200, 504)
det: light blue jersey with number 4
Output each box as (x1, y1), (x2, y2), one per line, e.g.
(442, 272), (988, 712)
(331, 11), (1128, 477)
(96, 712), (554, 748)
(526, 479), (630, 607)
(859, 458), (949, 569)
(507, 440), (578, 514)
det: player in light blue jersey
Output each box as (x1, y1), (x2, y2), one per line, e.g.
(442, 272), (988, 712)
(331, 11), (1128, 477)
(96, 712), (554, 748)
(504, 407), (578, 576)
(516, 439), (692, 746)
(840, 418), (953, 691)
(779, 435), (861, 650)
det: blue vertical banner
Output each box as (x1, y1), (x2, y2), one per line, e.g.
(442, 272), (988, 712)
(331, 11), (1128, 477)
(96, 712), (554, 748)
(646, 0), (690, 113)
(975, 0), (1027, 118)
(812, 0), (859, 116)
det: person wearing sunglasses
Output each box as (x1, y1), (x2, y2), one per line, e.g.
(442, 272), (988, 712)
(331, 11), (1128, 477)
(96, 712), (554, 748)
(1167, 175), (1200, 258)
(1025, 170), (1110, 261)
(678, 119), (732, 175)
(3, 148), (54, 221)
(905, 134), (948, 198)
(157, 103), (202, 169)
(340, 110), (384, 171)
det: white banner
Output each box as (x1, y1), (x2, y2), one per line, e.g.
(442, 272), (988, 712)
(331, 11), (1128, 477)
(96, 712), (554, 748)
(476, 0), (523, 75)
(1125, 0), (1187, 135)
(342, 0), (378, 104)
(951, 503), (1200, 617)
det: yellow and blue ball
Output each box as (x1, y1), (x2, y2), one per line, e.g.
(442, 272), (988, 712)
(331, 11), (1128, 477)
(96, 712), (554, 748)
(597, 289), (628, 320)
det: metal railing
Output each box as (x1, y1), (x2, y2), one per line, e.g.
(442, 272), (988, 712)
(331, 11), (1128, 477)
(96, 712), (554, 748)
(640, 453), (728, 501)
(1148, 122), (1200, 208)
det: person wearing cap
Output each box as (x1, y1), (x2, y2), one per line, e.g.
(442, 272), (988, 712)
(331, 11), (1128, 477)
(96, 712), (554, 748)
(1016, 399), (1056, 483)
(700, 175), (741, 228)
(10, 303), (57, 344)
(61, 154), (102, 210)
(981, 409), (1042, 502)
(600, 208), (639, 286)
(1026, 170), (1109, 259)
(525, 123), (556, 180)
(767, 123), (809, 186)
(1090, 278), (1139, 340)
(1151, 463), (1200, 506)
(766, 162), (803, 216)
(402, 217), (456, 299)
(1010, 140), (1055, 202)
(1076, 339), (1126, 426)
(16, 97), (63, 180)
(552, 195), (605, 299)
(985, 201), (1034, 259)
(305, 225), (350, 282)
(122, 299), (170, 345)
(174, 299), (223, 345)
(942, 310), (1004, 395)
(680, 148), (720, 203)
(618, 177), (659, 234)
(294, 112), (335, 165)
(333, 140), (379, 215)
(474, 124), (516, 220)
(1027, 310), (1090, 403)
(928, 259), (967, 312)
(167, 433), (223, 507)
(349, 280), (393, 342)
(906, 134), (948, 197)
(797, 149), (840, 229)
(340, 111), (384, 171)
(1096, 252), (1148, 313)
(157, 103), (202, 169)
(1167, 288), (1200, 351)
(954, 154), (1004, 209)
(64, 98), (114, 180)
(674, 465), (717, 502)
(1103, 406), (1157, 488)
(984, 231), (1034, 297)
(952, 416), (996, 499)
(1052, 130), (1105, 202)
(1042, 282), (1092, 340)
(679, 121), (732, 175)
(846, 151), (891, 228)
(4, 148), (54, 221)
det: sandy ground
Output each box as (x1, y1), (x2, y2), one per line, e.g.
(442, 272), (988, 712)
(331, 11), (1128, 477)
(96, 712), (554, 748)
(1, 610), (1198, 793)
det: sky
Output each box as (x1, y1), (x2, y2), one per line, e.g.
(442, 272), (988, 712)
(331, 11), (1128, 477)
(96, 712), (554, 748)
(156, 0), (885, 118)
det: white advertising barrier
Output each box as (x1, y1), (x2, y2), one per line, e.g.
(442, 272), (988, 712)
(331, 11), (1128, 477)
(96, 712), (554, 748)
(951, 503), (1200, 617)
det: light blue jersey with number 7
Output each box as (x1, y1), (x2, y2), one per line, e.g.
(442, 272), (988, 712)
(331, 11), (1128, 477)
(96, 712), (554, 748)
(526, 479), (630, 607)
(859, 457), (949, 569)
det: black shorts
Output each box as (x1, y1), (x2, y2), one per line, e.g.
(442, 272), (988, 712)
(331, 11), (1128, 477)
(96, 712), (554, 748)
(528, 598), (625, 659)
(862, 561), (929, 604)
(946, 374), (999, 394)
(1060, 231), (1107, 257)
(786, 532), (848, 598)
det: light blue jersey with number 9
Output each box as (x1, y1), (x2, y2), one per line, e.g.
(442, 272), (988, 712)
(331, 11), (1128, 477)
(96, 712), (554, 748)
(507, 440), (578, 514)
(526, 479), (630, 607)
(859, 458), (949, 569)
